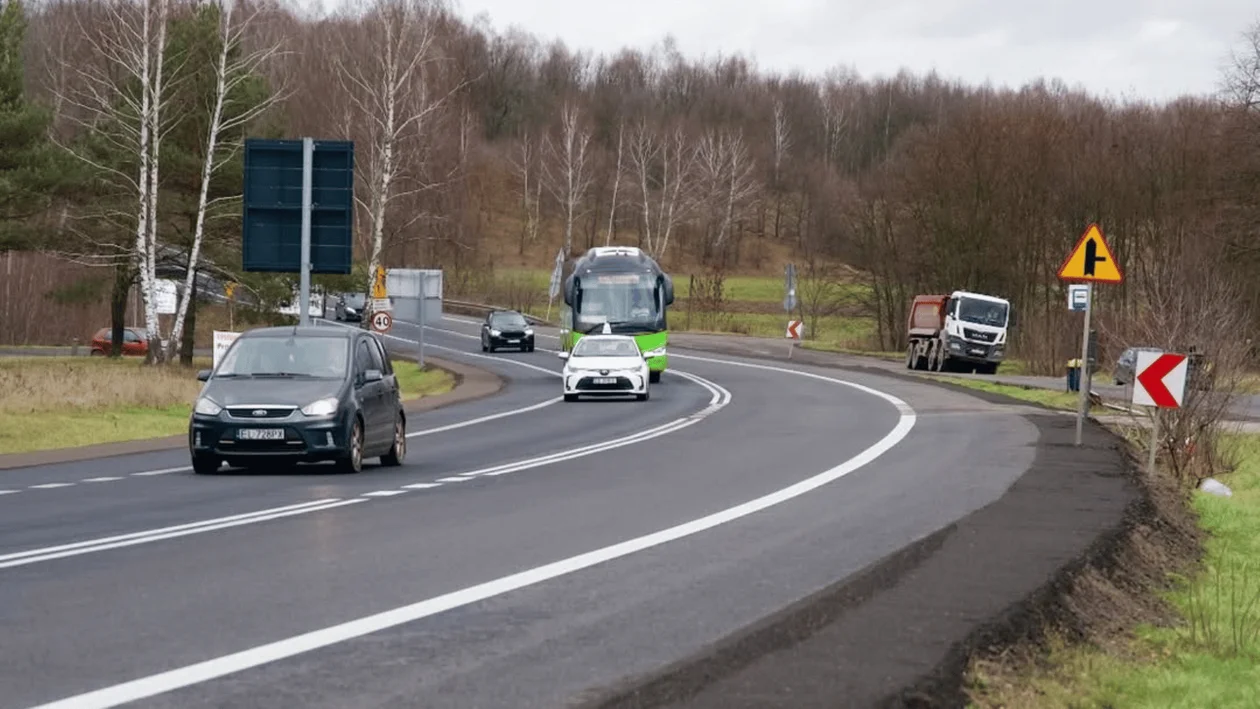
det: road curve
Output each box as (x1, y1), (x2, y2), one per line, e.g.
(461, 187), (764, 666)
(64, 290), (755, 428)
(1, 315), (1039, 709)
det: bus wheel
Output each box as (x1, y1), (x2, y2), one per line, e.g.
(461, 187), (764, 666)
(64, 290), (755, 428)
(649, 371), (661, 383)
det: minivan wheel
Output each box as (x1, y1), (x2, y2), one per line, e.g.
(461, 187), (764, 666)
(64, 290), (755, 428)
(381, 416), (406, 467)
(335, 419), (364, 474)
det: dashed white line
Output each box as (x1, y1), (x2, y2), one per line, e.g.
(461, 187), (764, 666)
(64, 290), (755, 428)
(0, 490), (18, 496)
(434, 476), (472, 483)
(132, 467), (191, 477)
(402, 483), (443, 490)
(30, 482), (74, 489)
(83, 476), (124, 483)
(362, 490), (408, 497)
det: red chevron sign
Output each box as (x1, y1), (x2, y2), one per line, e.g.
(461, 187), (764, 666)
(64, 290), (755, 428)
(1133, 351), (1188, 409)
(785, 320), (802, 339)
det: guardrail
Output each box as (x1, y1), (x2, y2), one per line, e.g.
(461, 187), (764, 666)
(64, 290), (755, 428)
(442, 298), (559, 327)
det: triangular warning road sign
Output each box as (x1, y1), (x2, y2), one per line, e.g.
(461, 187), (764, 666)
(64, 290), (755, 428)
(1058, 224), (1123, 284)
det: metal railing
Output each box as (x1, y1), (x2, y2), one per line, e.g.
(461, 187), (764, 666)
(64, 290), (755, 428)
(442, 298), (558, 327)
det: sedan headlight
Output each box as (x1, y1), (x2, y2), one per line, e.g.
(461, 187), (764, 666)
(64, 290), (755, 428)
(301, 397), (339, 417)
(643, 347), (667, 359)
(194, 397), (222, 416)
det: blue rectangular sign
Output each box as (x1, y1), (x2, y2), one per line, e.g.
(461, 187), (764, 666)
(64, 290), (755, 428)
(242, 138), (355, 274)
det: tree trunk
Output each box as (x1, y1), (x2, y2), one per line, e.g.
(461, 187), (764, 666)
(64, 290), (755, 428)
(180, 274), (197, 366)
(110, 266), (130, 358)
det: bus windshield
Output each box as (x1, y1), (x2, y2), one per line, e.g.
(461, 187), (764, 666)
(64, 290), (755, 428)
(574, 275), (660, 333)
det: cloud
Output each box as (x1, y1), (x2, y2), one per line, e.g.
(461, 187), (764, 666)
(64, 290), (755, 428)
(450, 0), (1256, 101)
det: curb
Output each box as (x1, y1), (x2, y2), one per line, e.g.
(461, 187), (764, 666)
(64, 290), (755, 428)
(0, 355), (504, 471)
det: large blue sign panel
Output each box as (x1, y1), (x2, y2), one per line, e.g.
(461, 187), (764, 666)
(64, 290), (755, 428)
(242, 139), (354, 274)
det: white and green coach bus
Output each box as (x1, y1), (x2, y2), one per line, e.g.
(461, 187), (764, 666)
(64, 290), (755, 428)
(560, 246), (675, 383)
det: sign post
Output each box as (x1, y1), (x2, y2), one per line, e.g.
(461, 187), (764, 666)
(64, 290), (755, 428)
(1132, 350), (1189, 474)
(1057, 223), (1124, 446)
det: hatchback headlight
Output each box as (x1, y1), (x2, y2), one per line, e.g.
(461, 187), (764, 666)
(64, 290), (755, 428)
(301, 397), (339, 417)
(194, 397), (222, 416)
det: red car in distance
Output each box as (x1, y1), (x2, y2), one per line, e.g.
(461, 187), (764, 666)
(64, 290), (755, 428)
(90, 327), (149, 357)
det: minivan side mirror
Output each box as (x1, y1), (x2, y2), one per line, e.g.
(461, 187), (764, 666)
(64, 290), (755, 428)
(196, 369), (212, 382)
(363, 369), (383, 383)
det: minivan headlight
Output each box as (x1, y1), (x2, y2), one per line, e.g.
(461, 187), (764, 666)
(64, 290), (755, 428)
(194, 397), (222, 416)
(525, 328), (534, 336)
(301, 397), (339, 417)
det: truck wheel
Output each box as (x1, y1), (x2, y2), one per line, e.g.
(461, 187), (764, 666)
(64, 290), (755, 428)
(929, 344), (943, 372)
(649, 371), (661, 383)
(905, 344), (916, 370)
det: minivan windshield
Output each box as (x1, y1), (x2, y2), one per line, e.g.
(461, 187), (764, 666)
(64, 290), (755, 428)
(572, 338), (639, 358)
(342, 293), (366, 308)
(216, 336), (349, 378)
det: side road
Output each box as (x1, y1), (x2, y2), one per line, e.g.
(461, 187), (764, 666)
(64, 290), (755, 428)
(0, 355), (501, 470)
(580, 338), (1137, 709)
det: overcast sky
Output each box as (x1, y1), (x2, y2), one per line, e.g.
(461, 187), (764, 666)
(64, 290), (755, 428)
(446, 0), (1258, 103)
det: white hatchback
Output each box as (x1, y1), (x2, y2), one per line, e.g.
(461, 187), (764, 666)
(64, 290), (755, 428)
(558, 334), (651, 402)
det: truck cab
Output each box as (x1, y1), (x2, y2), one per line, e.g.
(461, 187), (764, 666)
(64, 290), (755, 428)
(906, 290), (1012, 374)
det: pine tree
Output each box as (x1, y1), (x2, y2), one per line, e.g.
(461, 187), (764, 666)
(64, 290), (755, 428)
(0, 0), (63, 250)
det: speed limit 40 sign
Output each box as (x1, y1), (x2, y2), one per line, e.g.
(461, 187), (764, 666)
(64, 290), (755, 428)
(370, 310), (393, 333)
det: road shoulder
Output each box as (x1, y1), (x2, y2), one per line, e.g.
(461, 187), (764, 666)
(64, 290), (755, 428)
(580, 339), (1138, 709)
(0, 355), (503, 471)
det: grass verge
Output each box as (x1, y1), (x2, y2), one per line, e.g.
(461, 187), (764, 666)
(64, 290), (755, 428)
(965, 434), (1260, 709)
(0, 357), (455, 455)
(932, 376), (1109, 414)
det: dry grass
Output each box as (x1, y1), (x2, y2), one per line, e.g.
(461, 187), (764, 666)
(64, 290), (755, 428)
(0, 356), (456, 455)
(0, 356), (207, 415)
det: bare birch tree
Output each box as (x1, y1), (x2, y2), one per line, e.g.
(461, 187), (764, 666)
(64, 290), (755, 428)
(52, 0), (178, 360)
(697, 127), (758, 248)
(604, 118), (624, 245)
(165, 0), (285, 361)
(626, 121), (697, 258)
(542, 101), (593, 257)
(508, 133), (542, 254)
(770, 99), (790, 240)
(336, 0), (452, 300)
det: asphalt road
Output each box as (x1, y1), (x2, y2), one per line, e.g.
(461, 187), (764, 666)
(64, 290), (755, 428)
(1, 315), (1042, 709)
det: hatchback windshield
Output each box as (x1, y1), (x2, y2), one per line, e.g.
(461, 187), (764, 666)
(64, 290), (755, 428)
(491, 312), (528, 328)
(572, 338), (639, 358)
(217, 336), (349, 378)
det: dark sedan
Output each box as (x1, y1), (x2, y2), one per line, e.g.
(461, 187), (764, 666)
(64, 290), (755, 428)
(189, 326), (406, 474)
(480, 310), (535, 352)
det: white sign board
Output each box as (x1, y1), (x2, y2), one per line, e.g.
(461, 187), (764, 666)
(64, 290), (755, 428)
(1067, 284), (1089, 312)
(371, 297), (393, 312)
(212, 330), (240, 369)
(155, 279), (178, 315)
(1132, 350), (1189, 409)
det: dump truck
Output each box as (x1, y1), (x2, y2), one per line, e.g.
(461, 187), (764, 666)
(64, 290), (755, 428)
(905, 291), (1012, 374)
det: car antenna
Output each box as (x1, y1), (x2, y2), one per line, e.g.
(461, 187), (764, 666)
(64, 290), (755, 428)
(602, 322), (612, 334)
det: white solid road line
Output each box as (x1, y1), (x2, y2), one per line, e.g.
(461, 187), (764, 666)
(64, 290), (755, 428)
(0, 499), (363, 570)
(30, 355), (914, 709)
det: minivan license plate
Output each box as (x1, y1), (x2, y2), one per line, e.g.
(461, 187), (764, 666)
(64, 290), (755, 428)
(238, 428), (284, 440)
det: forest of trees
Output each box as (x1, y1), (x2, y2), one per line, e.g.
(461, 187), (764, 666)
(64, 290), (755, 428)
(0, 0), (1258, 372)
